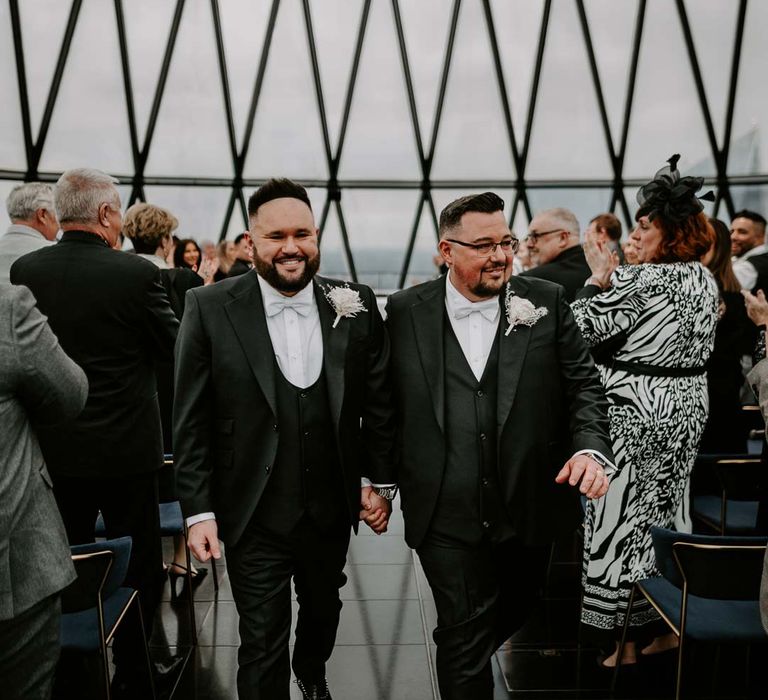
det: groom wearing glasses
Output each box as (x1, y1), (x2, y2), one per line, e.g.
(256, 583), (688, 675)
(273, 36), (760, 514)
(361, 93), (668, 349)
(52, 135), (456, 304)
(386, 192), (613, 699)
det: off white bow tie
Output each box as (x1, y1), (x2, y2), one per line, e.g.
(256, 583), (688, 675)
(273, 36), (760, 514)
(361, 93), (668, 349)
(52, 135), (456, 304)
(452, 297), (499, 322)
(265, 295), (313, 317)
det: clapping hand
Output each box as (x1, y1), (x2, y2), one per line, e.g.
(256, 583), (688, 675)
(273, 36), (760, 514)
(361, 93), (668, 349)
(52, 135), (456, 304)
(555, 454), (610, 499)
(583, 227), (619, 288)
(359, 486), (390, 535)
(742, 289), (768, 327)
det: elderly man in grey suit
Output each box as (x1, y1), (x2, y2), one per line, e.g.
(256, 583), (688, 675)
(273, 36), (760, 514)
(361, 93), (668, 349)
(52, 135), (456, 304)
(0, 284), (88, 699)
(0, 183), (59, 284)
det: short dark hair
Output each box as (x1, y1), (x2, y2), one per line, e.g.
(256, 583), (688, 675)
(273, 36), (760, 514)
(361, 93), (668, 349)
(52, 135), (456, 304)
(438, 192), (505, 237)
(590, 212), (622, 241)
(732, 209), (767, 229)
(234, 232), (248, 245)
(247, 178), (312, 219)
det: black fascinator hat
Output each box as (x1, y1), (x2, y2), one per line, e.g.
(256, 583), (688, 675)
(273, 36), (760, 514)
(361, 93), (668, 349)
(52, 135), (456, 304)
(636, 154), (715, 224)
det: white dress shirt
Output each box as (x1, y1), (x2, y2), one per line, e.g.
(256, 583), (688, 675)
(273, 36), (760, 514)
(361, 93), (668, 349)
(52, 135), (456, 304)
(732, 243), (768, 290)
(444, 272), (501, 380)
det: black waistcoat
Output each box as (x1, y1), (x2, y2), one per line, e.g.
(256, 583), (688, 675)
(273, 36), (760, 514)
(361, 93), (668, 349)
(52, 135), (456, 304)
(748, 252), (768, 294)
(428, 318), (514, 545)
(253, 365), (347, 534)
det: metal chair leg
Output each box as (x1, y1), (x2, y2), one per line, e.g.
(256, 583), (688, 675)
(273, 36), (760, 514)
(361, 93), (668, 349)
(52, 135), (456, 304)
(211, 554), (219, 592)
(183, 531), (198, 645)
(611, 584), (636, 694)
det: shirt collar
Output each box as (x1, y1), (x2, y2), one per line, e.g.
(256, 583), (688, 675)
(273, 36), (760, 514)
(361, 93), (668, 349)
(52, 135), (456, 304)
(137, 253), (169, 269)
(257, 273), (315, 309)
(6, 224), (47, 240)
(741, 243), (768, 261)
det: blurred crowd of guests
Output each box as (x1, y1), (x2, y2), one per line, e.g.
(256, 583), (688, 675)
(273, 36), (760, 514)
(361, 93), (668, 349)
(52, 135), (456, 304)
(1, 160), (767, 698)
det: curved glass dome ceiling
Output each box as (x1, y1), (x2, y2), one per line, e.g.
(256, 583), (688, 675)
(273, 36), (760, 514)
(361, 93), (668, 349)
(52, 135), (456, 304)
(1, 0), (767, 292)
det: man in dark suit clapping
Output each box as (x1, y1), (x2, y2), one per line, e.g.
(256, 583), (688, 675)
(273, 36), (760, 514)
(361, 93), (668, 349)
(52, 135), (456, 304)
(386, 193), (613, 699)
(11, 168), (179, 696)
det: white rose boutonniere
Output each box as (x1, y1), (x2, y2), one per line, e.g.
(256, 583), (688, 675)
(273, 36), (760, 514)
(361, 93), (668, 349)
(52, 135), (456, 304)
(504, 286), (548, 336)
(324, 284), (368, 328)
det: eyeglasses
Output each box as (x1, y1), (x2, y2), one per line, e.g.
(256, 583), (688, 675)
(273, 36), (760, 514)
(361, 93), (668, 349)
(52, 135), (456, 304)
(526, 228), (564, 245)
(444, 238), (520, 257)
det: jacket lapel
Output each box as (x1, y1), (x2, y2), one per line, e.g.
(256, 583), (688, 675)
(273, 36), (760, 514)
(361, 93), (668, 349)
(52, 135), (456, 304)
(224, 274), (277, 417)
(496, 278), (533, 437)
(411, 278), (446, 433)
(315, 277), (350, 429)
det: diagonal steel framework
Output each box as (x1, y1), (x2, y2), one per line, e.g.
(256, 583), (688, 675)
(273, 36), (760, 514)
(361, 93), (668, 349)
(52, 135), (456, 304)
(4, 0), (768, 290)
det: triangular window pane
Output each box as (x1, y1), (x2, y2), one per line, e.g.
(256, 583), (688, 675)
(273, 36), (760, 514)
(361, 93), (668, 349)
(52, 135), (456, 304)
(729, 1), (768, 176)
(318, 202), (351, 282)
(527, 189), (613, 240)
(731, 186), (768, 217)
(219, 0), (273, 152)
(431, 0), (515, 180)
(0, 4), (25, 169)
(583, 0), (638, 143)
(122, 0), (178, 145)
(337, 0), (420, 179)
(144, 0), (233, 178)
(309, 0), (364, 154)
(242, 0), (327, 180)
(404, 200), (442, 289)
(399, 0), (454, 147)
(38, 0), (133, 174)
(490, 0), (545, 145)
(341, 188), (421, 293)
(525, 0), (612, 179)
(143, 185), (233, 244)
(624, 0), (715, 178)
(683, 0), (738, 145)
(18, 0), (71, 140)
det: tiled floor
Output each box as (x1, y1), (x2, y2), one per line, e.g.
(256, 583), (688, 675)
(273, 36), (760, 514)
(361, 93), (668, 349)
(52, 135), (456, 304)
(143, 506), (765, 700)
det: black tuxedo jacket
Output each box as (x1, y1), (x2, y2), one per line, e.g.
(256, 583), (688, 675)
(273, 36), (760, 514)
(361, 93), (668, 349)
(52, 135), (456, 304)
(10, 230), (179, 477)
(386, 275), (613, 549)
(173, 271), (396, 547)
(521, 244), (592, 302)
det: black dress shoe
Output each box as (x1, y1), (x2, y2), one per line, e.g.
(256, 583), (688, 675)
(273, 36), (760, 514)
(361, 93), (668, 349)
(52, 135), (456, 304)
(296, 677), (333, 700)
(111, 655), (185, 699)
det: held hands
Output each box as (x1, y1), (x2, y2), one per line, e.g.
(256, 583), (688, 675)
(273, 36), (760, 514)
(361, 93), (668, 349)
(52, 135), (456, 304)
(187, 519), (222, 563)
(742, 289), (768, 327)
(555, 454), (610, 500)
(359, 485), (391, 535)
(583, 227), (619, 288)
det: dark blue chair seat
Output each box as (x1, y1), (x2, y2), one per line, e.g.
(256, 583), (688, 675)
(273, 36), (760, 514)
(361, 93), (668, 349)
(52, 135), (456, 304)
(638, 577), (767, 642)
(60, 587), (137, 651)
(692, 495), (759, 533)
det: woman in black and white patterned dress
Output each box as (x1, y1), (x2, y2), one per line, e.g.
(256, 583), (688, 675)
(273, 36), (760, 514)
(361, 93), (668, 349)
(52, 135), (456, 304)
(571, 156), (719, 667)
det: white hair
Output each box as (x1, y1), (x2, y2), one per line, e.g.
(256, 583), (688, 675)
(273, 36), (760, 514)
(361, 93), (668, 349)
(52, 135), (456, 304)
(55, 168), (120, 225)
(6, 182), (56, 221)
(538, 207), (581, 238)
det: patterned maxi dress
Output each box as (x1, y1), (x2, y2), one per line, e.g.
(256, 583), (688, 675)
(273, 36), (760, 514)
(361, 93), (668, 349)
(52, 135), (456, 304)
(571, 262), (719, 638)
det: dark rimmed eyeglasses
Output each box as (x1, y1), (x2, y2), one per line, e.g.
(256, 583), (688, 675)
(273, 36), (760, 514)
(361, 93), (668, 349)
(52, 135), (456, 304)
(526, 228), (565, 245)
(444, 237), (520, 257)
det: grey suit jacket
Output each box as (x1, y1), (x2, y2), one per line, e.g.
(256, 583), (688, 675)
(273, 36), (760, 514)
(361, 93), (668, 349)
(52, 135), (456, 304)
(0, 225), (54, 285)
(746, 357), (768, 633)
(0, 284), (87, 620)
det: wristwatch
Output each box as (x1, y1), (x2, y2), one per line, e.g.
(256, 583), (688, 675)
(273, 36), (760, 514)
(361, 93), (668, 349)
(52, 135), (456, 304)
(372, 486), (398, 501)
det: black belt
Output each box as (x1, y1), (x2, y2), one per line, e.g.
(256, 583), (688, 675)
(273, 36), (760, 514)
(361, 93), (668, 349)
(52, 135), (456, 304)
(609, 359), (706, 377)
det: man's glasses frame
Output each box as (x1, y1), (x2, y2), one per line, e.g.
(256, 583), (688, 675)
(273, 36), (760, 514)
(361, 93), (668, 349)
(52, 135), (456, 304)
(444, 237), (520, 257)
(526, 228), (565, 245)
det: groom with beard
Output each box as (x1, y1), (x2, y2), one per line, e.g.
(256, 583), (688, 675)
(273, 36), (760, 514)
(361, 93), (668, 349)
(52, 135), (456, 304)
(173, 178), (396, 700)
(385, 192), (613, 699)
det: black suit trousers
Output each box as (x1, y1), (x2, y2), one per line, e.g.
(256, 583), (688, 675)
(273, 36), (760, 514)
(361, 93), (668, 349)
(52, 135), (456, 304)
(417, 533), (550, 700)
(226, 514), (350, 700)
(52, 471), (163, 670)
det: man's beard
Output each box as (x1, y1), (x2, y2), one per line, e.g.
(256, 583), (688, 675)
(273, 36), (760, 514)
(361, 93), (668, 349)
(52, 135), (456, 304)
(469, 261), (508, 297)
(254, 250), (321, 293)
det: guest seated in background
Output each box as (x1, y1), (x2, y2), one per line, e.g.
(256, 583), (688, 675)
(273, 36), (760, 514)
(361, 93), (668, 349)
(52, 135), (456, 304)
(700, 218), (755, 454)
(228, 232), (253, 277)
(572, 155), (719, 667)
(521, 207), (591, 301)
(0, 182), (59, 284)
(0, 284), (88, 700)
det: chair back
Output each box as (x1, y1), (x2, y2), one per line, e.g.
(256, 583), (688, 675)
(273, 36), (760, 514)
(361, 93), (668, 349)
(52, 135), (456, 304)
(650, 527), (767, 592)
(61, 550), (113, 614)
(714, 458), (767, 502)
(68, 536), (133, 600)
(673, 541), (767, 601)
